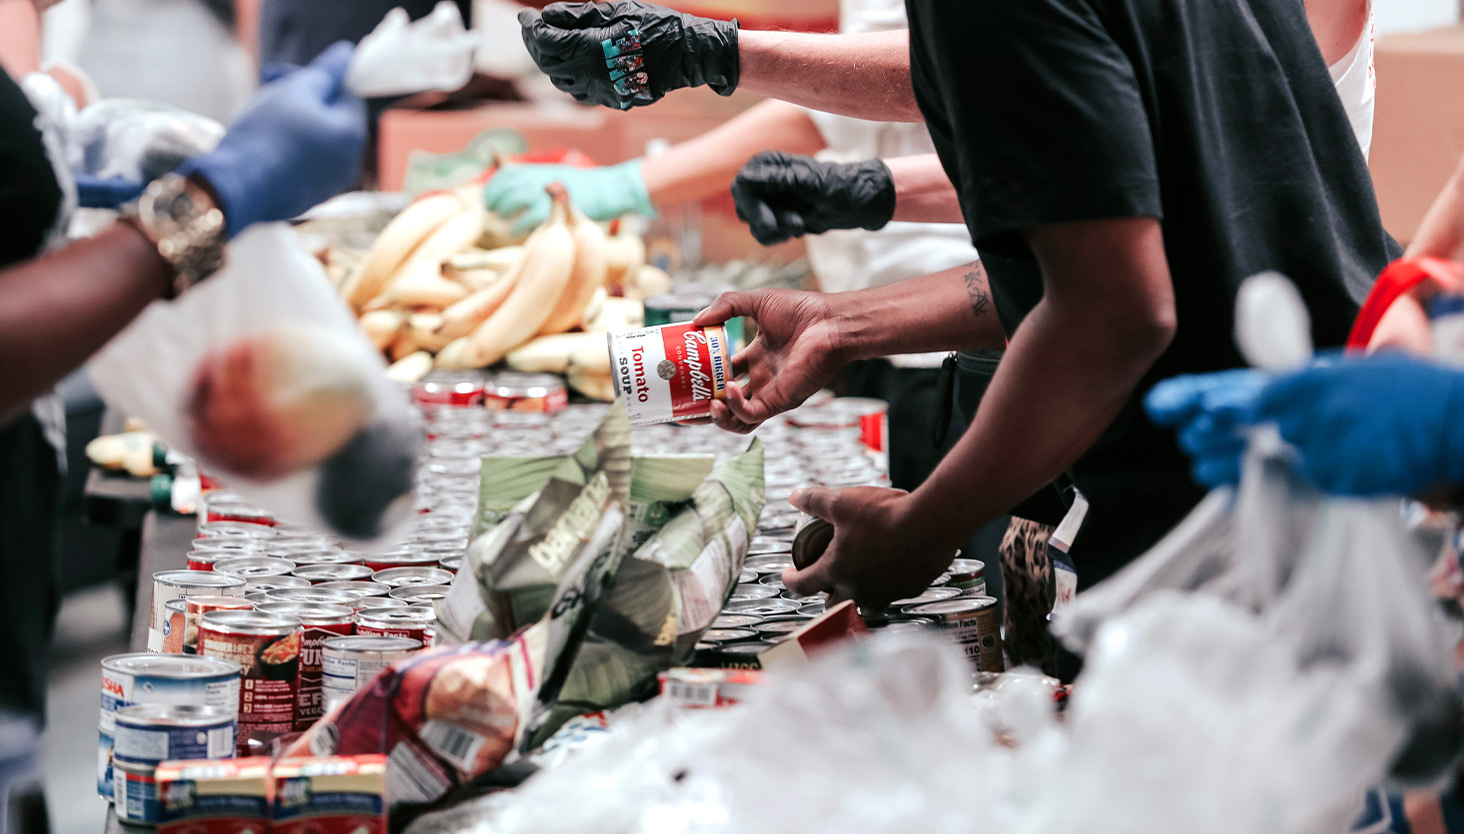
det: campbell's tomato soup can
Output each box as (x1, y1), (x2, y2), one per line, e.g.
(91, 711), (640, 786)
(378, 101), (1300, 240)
(484, 371), (569, 412)
(255, 603), (355, 730)
(292, 563), (375, 584)
(98, 654), (240, 801)
(197, 610), (303, 755)
(412, 371), (486, 407)
(608, 323), (731, 426)
(360, 549), (438, 572)
(186, 540), (261, 570)
(355, 607), (436, 646)
(320, 637), (421, 712)
(437, 554), (462, 574)
(150, 571), (246, 650)
(372, 566), (453, 589)
(212, 556), (296, 579)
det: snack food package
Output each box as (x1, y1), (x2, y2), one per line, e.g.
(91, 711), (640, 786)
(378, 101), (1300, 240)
(286, 498), (627, 807)
(440, 404), (633, 641)
(443, 424), (764, 743)
(87, 224), (421, 543)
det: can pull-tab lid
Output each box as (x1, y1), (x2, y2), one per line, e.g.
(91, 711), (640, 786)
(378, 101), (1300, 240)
(1050, 488), (1089, 554)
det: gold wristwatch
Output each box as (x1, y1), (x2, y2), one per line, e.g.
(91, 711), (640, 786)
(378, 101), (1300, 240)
(123, 172), (227, 299)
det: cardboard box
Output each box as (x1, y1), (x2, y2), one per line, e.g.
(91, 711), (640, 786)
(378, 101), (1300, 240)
(378, 87), (807, 262)
(1371, 26), (1464, 244)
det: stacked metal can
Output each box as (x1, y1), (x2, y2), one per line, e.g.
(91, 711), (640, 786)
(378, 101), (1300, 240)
(407, 383), (997, 670)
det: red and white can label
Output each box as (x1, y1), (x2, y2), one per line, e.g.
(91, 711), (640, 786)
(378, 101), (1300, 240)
(609, 324), (730, 425)
(297, 623), (354, 730)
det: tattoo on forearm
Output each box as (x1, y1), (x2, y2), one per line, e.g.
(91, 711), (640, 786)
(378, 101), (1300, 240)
(963, 264), (991, 318)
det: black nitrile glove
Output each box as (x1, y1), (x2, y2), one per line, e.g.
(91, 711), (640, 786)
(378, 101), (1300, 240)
(732, 151), (896, 245)
(517, 1), (739, 110)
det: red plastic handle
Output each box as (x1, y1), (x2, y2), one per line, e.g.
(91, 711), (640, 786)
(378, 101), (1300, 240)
(1347, 257), (1464, 350)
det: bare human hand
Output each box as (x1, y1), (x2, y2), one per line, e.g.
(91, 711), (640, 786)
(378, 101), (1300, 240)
(692, 288), (852, 433)
(781, 485), (959, 608)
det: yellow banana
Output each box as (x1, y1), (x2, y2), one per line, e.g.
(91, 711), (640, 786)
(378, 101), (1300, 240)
(434, 337), (482, 370)
(566, 368), (615, 402)
(435, 265), (519, 341)
(603, 231), (645, 294)
(341, 192), (463, 311)
(539, 196), (609, 335)
(380, 209), (485, 307)
(461, 184), (576, 367)
(506, 332), (612, 375)
(583, 297), (645, 333)
(359, 310), (406, 351)
(408, 313), (454, 352)
(385, 351), (434, 382)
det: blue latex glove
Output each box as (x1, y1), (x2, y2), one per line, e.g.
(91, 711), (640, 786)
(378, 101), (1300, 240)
(1149, 356), (1464, 496)
(75, 174), (145, 209)
(483, 160), (654, 236)
(1146, 369), (1267, 488)
(1250, 355), (1464, 496)
(176, 42), (366, 237)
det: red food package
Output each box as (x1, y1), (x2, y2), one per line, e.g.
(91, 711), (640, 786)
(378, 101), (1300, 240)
(285, 506), (627, 808)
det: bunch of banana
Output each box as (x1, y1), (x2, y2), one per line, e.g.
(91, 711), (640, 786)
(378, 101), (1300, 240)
(340, 182), (652, 394)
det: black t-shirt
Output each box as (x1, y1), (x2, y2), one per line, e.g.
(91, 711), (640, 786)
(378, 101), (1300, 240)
(0, 71), (60, 270)
(907, 0), (1399, 586)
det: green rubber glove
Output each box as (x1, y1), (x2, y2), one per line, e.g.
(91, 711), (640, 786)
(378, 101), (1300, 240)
(483, 159), (655, 236)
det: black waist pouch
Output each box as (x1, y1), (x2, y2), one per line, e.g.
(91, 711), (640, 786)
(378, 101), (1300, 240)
(931, 350), (1072, 527)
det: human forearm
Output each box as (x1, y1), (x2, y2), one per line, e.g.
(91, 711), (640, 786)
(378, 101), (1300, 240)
(0, 223), (171, 422)
(736, 29), (922, 123)
(835, 262), (1007, 358)
(907, 294), (1173, 545)
(1407, 154), (1464, 262)
(906, 217), (1176, 544)
(886, 154), (964, 223)
(641, 99), (826, 206)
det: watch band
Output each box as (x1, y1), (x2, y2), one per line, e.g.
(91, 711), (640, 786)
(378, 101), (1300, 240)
(124, 173), (227, 299)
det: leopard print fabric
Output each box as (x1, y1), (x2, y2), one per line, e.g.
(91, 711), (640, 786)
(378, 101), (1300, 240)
(1000, 516), (1059, 676)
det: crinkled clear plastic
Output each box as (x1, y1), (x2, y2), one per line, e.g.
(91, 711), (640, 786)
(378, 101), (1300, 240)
(399, 274), (1463, 834)
(88, 224), (420, 543)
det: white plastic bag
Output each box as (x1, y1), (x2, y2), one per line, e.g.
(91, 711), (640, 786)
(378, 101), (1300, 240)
(347, 1), (480, 98)
(88, 225), (419, 542)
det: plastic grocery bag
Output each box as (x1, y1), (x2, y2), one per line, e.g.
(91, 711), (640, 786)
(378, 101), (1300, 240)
(1058, 272), (1464, 790)
(346, 1), (480, 99)
(87, 224), (419, 542)
(72, 99), (224, 183)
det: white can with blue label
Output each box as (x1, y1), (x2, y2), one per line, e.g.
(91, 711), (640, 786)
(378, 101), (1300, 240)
(98, 653), (240, 801)
(112, 759), (161, 825)
(111, 704), (236, 768)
